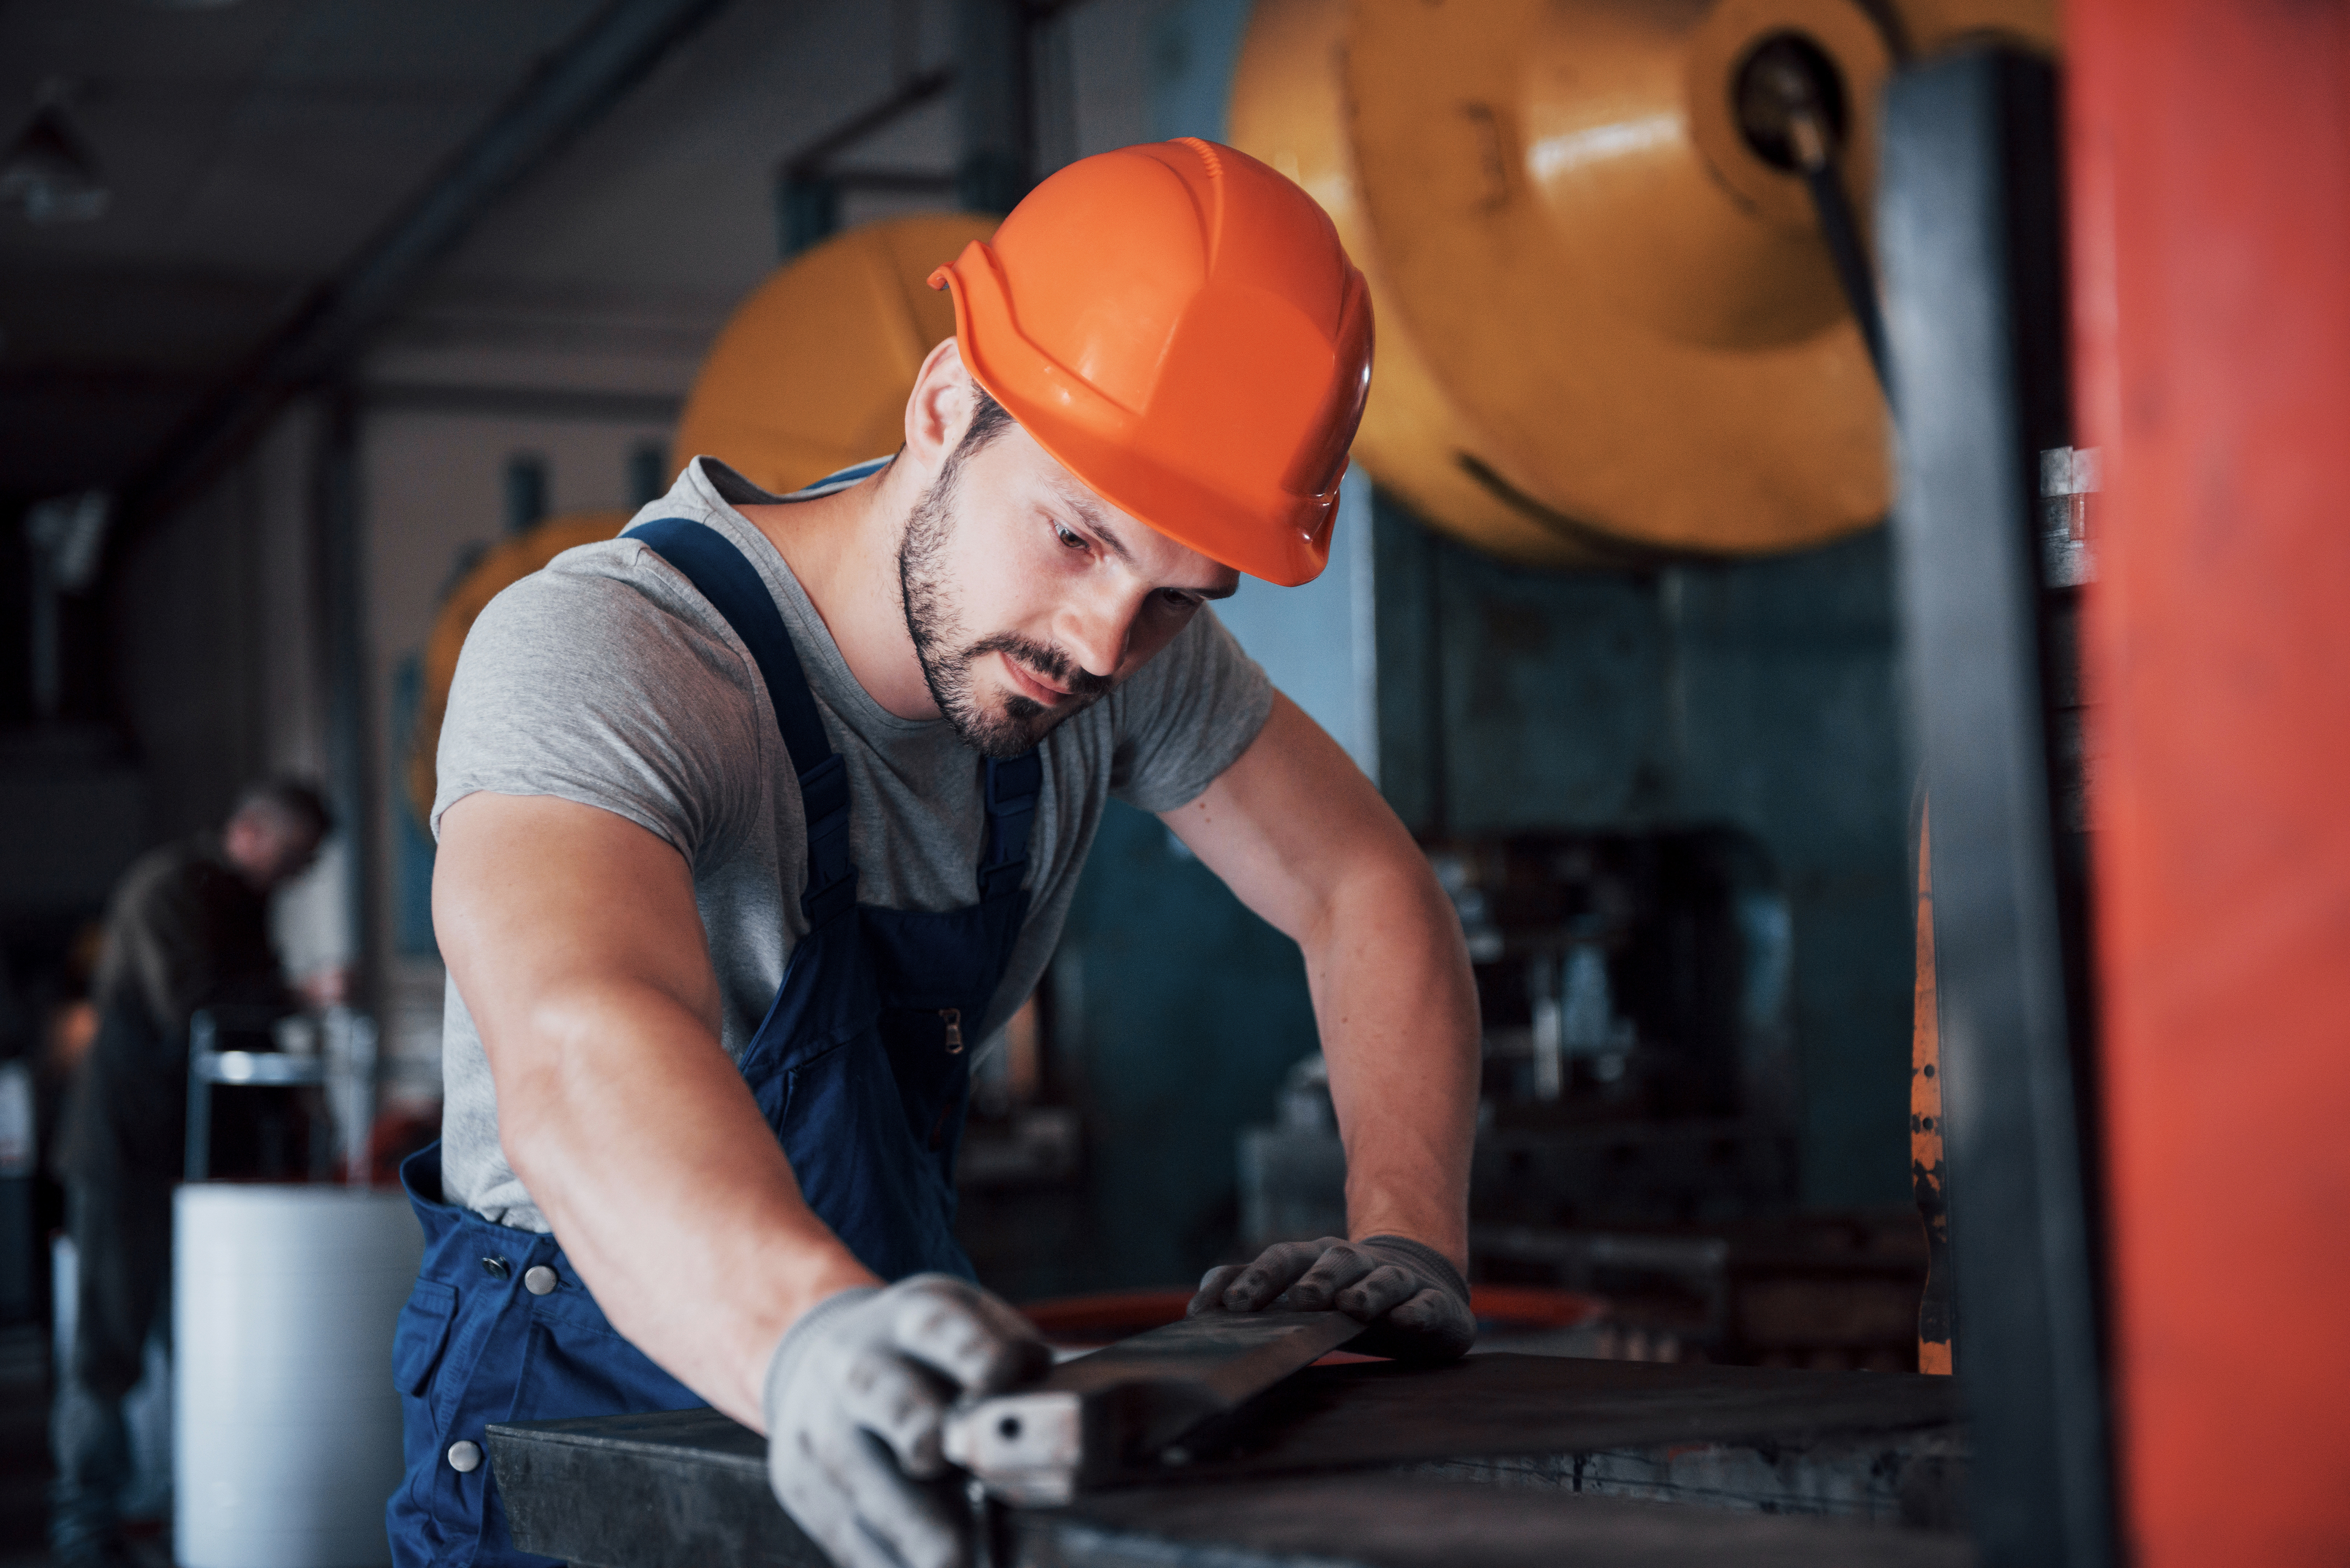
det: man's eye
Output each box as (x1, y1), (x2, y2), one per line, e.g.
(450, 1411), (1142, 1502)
(1054, 523), (1085, 549)
(1157, 589), (1198, 609)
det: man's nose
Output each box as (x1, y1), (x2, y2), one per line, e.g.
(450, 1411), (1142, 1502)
(1057, 585), (1141, 683)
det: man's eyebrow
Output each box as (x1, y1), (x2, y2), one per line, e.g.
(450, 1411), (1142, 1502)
(1056, 484), (1235, 599)
(1059, 490), (1135, 563)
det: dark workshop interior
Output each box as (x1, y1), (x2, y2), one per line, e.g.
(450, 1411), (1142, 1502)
(0, 1), (2340, 1566)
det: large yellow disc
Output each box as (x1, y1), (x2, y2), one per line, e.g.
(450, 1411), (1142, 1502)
(1346, 0), (1898, 554)
(671, 213), (1000, 494)
(1232, 0), (1627, 567)
(1242, 0), (2053, 560)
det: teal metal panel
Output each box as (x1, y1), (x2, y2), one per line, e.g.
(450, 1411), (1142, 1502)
(1370, 495), (1911, 1210)
(1050, 799), (1319, 1290)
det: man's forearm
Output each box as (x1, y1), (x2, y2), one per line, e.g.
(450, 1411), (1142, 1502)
(438, 792), (877, 1429)
(1302, 857), (1480, 1271)
(1163, 695), (1480, 1272)
(492, 980), (877, 1427)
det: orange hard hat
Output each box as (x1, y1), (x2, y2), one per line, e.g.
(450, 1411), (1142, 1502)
(929, 137), (1372, 586)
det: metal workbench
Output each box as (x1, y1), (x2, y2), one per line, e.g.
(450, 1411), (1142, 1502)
(488, 1352), (1969, 1567)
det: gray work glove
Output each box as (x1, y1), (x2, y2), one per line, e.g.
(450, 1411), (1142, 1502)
(764, 1274), (1049, 1568)
(1188, 1234), (1475, 1363)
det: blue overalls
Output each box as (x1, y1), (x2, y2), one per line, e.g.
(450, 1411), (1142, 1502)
(386, 515), (1041, 1567)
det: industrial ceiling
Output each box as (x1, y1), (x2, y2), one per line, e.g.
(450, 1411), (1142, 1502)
(0, 0), (623, 499)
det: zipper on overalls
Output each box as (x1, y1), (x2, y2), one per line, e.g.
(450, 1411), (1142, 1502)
(929, 1009), (966, 1151)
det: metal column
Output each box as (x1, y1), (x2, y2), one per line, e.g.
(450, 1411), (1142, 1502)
(1878, 50), (2112, 1568)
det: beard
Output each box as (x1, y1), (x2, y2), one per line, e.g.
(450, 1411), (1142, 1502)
(898, 457), (1113, 759)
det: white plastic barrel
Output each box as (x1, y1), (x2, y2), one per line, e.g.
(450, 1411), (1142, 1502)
(174, 1185), (423, 1568)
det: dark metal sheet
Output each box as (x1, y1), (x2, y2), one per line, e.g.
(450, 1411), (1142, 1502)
(487, 1408), (821, 1568)
(1033, 1476), (1975, 1568)
(1165, 1351), (1958, 1476)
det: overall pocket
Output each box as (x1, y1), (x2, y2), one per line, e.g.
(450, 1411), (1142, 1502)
(392, 1279), (458, 1399)
(392, 1278), (460, 1516)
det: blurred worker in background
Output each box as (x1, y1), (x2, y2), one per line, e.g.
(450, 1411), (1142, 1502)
(49, 777), (332, 1568)
(401, 139), (1480, 1568)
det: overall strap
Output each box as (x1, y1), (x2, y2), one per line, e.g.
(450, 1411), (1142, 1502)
(631, 518), (857, 927)
(979, 751), (1042, 902)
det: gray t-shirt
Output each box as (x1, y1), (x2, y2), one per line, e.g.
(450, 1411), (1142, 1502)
(432, 457), (1272, 1231)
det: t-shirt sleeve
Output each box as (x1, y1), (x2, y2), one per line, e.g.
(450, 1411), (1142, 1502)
(1108, 604), (1275, 812)
(431, 547), (764, 866)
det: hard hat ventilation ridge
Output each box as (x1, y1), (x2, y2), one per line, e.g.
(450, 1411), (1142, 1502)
(1175, 135), (1227, 182)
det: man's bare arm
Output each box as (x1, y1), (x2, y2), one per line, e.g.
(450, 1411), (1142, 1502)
(433, 792), (877, 1428)
(1161, 693), (1479, 1269)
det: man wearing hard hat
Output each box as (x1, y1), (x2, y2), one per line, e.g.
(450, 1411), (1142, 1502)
(390, 140), (1480, 1568)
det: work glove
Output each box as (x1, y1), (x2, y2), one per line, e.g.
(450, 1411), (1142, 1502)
(764, 1274), (1050, 1568)
(1189, 1234), (1475, 1363)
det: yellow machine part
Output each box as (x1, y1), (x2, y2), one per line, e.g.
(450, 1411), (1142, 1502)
(670, 213), (1000, 495)
(1231, 0), (1621, 568)
(1347, 0), (1894, 554)
(1901, 0), (2057, 54)
(1235, 0), (2054, 560)
(405, 512), (630, 826)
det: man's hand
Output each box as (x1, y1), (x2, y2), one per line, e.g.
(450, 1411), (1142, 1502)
(765, 1275), (1050, 1568)
(1189, 1235), (1476, 1363)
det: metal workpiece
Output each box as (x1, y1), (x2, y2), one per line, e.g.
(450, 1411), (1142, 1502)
(945, 1310), (1364, 1506)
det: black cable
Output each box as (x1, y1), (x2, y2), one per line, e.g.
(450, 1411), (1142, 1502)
(1800, 151), (1893, 398)
(1733, 32), (1895, 402)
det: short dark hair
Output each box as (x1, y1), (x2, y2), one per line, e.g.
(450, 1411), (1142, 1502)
(958, 382), (1015, 459)
(232, 777), (333, 841)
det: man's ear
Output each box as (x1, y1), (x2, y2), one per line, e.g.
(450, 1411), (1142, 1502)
(902, 338), (976, 471)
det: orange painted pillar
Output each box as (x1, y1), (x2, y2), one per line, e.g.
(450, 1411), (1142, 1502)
(2067, 3), (2350, 1563)
(1911, 802), (1952, 1376)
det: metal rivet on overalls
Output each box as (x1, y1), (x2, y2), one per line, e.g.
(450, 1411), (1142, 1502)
(523, 1265), (558, 1296)
(446, 1440), (483, 1473)
(481, 1256), (511, 1280)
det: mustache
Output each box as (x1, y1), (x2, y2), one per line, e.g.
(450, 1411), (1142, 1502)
(964, 633), (1113, 700)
